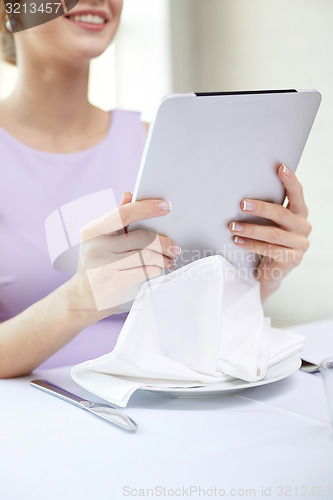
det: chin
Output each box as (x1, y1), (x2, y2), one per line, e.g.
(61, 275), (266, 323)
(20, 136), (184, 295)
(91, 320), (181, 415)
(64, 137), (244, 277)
(71, 41), (112, 62)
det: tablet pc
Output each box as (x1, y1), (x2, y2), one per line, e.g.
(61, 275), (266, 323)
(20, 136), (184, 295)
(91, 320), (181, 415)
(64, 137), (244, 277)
(132, 90), (321, 275)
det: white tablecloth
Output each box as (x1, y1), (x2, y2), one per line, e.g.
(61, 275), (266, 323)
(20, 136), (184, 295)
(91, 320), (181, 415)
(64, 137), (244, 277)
(1, 319), (333, 500)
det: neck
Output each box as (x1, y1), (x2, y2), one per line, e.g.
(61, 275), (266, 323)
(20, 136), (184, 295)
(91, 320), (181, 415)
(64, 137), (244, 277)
(5, 58), (94, 136)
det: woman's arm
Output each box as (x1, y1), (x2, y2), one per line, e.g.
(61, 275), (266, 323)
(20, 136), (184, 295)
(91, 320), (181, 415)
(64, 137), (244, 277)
(229, 164), (311, 302)
(0, 197), (178, 378)
(0, 277), (97, 378)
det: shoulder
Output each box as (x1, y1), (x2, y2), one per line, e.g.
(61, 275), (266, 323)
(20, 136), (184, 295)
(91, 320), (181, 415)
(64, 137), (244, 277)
(110, 109), (148, 138)
(0, 101), (28, 145)
(111, 108), (144, 123)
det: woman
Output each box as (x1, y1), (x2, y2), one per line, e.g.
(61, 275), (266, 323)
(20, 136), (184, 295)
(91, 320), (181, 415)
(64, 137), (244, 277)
(0, 0), (311, 378)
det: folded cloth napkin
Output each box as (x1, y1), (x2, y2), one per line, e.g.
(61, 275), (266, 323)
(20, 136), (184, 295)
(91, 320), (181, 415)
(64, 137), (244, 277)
(72, 255), (304, 407)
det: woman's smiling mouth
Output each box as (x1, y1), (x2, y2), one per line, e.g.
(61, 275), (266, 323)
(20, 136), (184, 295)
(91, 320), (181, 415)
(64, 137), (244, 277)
(65, 10), (109, 31)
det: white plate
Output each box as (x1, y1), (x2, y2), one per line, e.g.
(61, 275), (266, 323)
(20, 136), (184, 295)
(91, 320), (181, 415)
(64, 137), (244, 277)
(141, 356), (301, 398)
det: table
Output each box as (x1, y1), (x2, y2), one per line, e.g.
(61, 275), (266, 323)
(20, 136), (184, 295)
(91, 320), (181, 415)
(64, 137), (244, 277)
(1, 319), (333, 500)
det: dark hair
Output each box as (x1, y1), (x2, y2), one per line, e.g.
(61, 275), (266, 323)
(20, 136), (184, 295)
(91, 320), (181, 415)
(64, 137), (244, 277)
(0, 3), (16, 65)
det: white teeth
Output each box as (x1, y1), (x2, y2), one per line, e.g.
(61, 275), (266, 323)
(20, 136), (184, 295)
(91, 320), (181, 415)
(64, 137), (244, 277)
(71, 14), (105, 24)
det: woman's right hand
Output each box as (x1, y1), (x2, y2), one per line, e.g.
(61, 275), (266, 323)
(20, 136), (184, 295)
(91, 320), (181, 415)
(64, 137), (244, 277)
(70, 197), (180, 318)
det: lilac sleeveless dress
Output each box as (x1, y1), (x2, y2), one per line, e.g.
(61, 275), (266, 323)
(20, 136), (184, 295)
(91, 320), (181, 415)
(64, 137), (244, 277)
(0, 109), (147, 369)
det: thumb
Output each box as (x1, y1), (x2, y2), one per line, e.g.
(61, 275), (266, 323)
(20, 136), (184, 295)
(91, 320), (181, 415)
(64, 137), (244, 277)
(120, 192), (133, 206)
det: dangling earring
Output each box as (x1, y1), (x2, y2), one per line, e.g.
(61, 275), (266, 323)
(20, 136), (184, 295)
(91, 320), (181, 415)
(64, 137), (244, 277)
(5, 19), (13, 33)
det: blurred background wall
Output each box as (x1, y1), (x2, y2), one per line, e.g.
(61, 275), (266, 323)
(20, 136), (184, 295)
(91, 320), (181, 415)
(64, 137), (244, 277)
(0, 0), (332, 326)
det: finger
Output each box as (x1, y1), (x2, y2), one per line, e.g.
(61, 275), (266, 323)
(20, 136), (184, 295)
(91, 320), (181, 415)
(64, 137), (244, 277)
(233, 236), (303, 267)
(120, 192), (133, 206)
(80, 231), (181, 270)
(86, 265), (163, 311)
(241, 198), (311, 234)
(121, 199), (171, 227)
(105, 230), (181, 258)
(82, 243), (175, 270)
(120, 265), (163, 283)
(110, 248), (175, 271)
(113, 265), (164, 306)
(277, 164), (308, 216)
(120, 192), (134, 235)
(229, 221), (310, 251)
(80, 199), (171, 241)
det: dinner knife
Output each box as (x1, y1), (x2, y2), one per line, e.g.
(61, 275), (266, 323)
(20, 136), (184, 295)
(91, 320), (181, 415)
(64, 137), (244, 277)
(30, 379), (138, 432)
(299, 359), (321, 374)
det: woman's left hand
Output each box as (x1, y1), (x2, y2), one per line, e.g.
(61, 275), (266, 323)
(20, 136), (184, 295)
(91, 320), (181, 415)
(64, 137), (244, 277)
(229, 164), (312, 302)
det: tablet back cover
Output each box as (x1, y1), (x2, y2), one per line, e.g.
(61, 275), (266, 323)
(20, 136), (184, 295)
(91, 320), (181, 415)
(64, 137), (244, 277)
(132, 90), (321, 275)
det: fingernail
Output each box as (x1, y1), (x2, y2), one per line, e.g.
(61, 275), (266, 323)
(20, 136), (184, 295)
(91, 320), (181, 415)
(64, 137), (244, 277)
(242, 200), (255, 211)
(234, 236), (246, 245)
(169, 245), (181, 256)
(159, 201), (172, 211)
(282, 165), (291, 176)
(231, 222), (244, 232)
(167, 258), (176, 269)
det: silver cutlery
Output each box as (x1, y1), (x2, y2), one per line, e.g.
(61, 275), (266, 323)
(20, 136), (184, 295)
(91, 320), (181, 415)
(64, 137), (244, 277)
(30, 379), (137, 432)
(299, 359), (321, 374)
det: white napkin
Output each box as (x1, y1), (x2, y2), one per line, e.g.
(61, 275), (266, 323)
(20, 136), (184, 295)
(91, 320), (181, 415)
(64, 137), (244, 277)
(71, 255), (304, 407)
